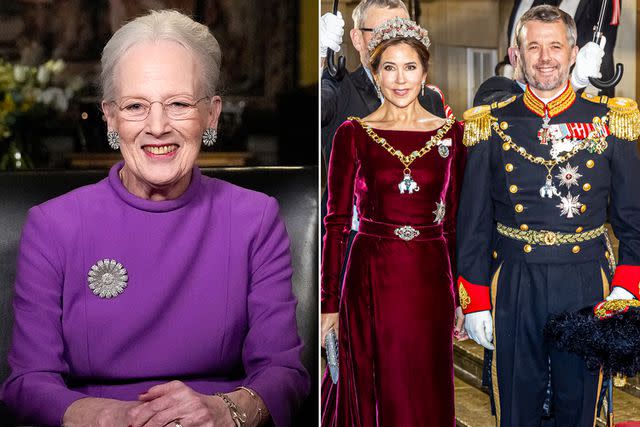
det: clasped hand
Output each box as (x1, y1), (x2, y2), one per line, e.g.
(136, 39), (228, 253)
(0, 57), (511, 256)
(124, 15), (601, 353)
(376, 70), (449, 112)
(64, 381), (235, 427)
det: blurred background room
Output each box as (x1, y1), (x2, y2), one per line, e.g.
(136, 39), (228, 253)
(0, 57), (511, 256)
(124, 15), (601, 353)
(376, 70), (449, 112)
(0, 0), (318, 170)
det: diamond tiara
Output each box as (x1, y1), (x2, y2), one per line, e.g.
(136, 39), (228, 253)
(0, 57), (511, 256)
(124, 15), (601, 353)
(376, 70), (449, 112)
(368, 17), (431, 53)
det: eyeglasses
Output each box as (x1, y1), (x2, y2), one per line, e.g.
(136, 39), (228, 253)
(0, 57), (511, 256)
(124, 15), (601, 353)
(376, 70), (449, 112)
(112, 96), (210, 121)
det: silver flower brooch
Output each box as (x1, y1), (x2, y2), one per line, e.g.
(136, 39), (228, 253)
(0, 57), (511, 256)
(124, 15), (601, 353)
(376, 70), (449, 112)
(87, 259), (128, 298)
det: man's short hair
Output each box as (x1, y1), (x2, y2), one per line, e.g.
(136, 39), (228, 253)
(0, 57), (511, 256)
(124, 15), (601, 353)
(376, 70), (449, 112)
(514, 4), (577, 49)
(352, 0), (409, 29)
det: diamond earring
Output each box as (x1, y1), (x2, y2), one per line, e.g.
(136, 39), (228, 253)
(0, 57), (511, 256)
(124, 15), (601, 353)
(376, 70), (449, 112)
(202, 127), (217, 147)
(107, 130), (120, 150)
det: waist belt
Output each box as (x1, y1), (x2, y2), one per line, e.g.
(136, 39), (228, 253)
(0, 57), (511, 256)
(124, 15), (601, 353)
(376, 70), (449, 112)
(359, 218), (443, 241)
(496, 223), (606, 245)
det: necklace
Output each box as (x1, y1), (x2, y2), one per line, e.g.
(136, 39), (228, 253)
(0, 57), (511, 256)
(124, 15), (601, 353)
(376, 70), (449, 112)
(491, 117), (608, 199)
(350, 116), (455, 194)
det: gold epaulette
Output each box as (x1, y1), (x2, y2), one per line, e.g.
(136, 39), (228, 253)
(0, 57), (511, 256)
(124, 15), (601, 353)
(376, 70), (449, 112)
(462, 105), (496, 147)
(606, 97), (640, 141)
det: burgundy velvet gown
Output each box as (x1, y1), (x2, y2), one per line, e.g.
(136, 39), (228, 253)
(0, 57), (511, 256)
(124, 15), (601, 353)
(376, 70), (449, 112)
(321, 117), (465, 427)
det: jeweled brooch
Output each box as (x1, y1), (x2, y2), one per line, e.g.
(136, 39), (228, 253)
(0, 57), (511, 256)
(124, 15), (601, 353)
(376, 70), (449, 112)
(87, 259), (128, 298)
(394, 225), (420, 241)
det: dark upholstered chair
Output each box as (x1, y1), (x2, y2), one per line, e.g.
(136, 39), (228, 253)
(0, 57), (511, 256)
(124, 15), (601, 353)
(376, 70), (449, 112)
(0, 167), (318, 426)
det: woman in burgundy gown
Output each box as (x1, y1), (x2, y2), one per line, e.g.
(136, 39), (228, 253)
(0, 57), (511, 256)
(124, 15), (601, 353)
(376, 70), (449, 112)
(321, 18), (466, 426)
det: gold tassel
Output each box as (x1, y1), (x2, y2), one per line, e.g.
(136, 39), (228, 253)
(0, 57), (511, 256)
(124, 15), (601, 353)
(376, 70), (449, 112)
(462, 105), (495, 147)
(606, 97), (640, 141)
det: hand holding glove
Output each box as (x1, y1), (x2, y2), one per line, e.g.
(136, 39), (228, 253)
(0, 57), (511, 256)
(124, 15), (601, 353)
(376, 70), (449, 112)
(320, 12), (345, 59)
(571, 37), (606, 89)
(464, 310), (494, 350)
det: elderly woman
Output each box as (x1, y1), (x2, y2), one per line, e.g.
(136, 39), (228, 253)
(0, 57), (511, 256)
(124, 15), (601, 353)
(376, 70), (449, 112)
(1, 10), (309, 427)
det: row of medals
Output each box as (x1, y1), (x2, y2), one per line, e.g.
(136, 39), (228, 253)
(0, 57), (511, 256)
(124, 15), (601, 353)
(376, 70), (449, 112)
(539, 112), (585, 219)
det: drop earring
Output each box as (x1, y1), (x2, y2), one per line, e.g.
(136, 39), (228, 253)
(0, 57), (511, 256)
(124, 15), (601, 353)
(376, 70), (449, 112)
(375, 83), (383, 100)
(107, 130), (120, 150)
(421, 81), (425, 97)
(202, 127), (217, 147)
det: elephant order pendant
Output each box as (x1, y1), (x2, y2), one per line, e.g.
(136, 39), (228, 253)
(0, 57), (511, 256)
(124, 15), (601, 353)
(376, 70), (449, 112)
(398, 173), (420, 194)
(539, 178), (560, 198)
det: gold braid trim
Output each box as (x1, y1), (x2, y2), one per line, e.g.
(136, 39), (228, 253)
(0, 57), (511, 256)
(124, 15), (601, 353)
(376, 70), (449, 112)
(606, 97), (640, 141)
(496, 223), (606, 246)
(458, 282), (471, 310)
(594, 299), (640, 319)
(462, 105), (495, 147)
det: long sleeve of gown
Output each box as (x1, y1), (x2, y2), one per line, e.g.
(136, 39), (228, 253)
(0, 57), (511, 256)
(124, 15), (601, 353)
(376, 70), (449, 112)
(442, 122), (467, 286)
(321, 121), (357, 313)
(1, 206), (88, 426)
(242, 197), (310, 427)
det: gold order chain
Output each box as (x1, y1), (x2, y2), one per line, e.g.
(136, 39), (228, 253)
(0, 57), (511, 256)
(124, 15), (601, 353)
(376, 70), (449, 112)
(350, 116), (456, 172)
(491, 117), (609, 177)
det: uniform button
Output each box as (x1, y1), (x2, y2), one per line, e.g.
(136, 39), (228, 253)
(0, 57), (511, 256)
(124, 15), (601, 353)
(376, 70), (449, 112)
(572, 245), (581, 254)
(515, 204), (524, 213)
(575, 226), (584, 233)
(586, 160), (595, 168)
(509, 185), (518, 193)
(492, 251), (498, 259)
(500, 121), (509, 130)
(502, 142), (511, 151)
(520, 224), (529, 231)
(605, 251), (610, 259)
(580, 204), (587, 213)
(524, 244), (532, 253)
(583, 183), (591, 191)
(505, 163), (514, 172)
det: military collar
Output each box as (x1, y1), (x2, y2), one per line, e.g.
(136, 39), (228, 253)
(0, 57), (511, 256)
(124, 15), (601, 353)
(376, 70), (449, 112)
(523, 82), (576, 118)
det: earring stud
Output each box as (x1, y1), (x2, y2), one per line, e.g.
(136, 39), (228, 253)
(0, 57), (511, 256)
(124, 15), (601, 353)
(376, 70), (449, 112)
(107, 130), (120, 150)
(202, 128), (217, 147)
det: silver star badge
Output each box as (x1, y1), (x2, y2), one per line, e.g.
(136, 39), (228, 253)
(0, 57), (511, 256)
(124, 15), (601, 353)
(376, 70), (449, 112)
(555, 163), (582, 189)
(433, 199), (446, 224)
(88, 259), (128, 298)
(556, 192), (582, 219)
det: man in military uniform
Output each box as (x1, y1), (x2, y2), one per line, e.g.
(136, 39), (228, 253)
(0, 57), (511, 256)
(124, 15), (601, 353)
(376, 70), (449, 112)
(457, 5), (640, 426)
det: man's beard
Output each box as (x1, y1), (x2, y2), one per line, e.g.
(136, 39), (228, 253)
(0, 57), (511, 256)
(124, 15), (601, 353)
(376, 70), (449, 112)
(520, 57), (569, 92)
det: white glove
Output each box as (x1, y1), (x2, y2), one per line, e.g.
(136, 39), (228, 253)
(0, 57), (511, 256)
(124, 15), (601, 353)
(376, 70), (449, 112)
(320, 12), (345, 58)
(606, 286), (635, 301)
(464, 310), (494, 350)
(571, 37), (606, 89)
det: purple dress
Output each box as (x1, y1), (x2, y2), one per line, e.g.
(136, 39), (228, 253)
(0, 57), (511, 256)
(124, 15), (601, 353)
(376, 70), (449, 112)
(2, 163), (309, 426)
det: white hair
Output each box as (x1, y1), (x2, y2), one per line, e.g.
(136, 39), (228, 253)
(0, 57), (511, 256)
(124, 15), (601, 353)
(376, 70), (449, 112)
(352, 0), (408, 29)
(100, 9), (222, 101)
